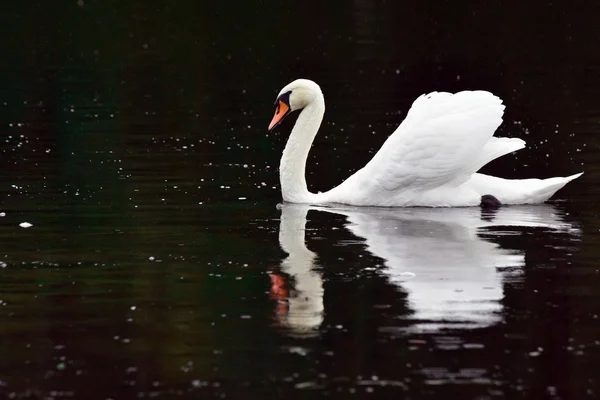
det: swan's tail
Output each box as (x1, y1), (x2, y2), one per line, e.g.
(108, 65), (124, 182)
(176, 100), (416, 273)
(523, 172), (583, 204)
(469, 172), (583, 205)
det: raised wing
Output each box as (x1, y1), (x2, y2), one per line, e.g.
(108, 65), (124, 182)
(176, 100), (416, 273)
(341, 91), (508, 196)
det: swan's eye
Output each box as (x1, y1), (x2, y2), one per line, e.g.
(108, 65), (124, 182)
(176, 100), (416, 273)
(275, 91), (292, 108)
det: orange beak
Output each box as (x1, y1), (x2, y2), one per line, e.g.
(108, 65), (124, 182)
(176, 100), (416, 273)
(268, 100), (290, 130)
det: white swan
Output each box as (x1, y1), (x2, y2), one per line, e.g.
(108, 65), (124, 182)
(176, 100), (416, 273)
(268, 79), (582, 207)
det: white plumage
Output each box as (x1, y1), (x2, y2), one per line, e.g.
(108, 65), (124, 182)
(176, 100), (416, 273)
(269, 79), (581, 207)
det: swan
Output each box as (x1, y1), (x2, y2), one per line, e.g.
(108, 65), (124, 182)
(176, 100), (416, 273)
(268, 79), (582, 207)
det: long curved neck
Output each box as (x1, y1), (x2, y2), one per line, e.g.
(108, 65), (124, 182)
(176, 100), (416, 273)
(280, 96), (325, 203)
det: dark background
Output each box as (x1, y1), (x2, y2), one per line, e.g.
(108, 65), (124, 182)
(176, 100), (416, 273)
(1, 1), (597, 192)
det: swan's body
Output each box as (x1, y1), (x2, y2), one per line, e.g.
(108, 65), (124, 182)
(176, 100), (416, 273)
(268, 79), (582, 207)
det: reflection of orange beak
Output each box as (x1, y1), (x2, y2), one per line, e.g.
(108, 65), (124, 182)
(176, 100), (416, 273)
(268, 101), (290, 130)
(270, 273), (288, 300)
(269, 273), (289, 316)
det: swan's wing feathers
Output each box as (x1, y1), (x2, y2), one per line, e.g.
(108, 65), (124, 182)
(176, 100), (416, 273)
(473, 137), (526, 172)
(363, 90), (506, 191)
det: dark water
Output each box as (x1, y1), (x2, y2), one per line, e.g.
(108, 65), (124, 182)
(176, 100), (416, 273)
(1, 1), (600, 399)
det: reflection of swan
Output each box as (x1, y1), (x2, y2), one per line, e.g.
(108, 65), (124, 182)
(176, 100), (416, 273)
(272, 203), (579, 334)
(270, 205), (324, 337)
(268, 79), (581, 206)
(330, 204), (578, 331)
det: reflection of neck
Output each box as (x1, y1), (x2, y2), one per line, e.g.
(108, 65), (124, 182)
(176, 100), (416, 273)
(278, 206), (324, 335)
(279, 98), (325, 203)
(279, 207), (315, 259)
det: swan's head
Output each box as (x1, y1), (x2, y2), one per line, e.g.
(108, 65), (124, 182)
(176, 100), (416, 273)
(268, 79), (322, 130)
